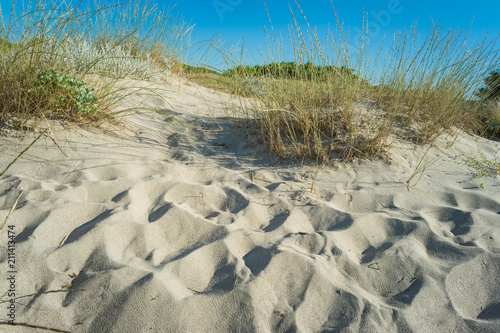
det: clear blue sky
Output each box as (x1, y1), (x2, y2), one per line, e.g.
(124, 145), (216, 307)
(166, 0), (500, 70)
(2, 0), (499, 70)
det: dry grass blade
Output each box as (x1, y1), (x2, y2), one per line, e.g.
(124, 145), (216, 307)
(0, 322), (71, 333)
(0, 289), (84, 332)
(0, 129), (47, 177)
(0, 148), (71, 167)
(47, 126), (68, 157)
(0, 190), (24, 234)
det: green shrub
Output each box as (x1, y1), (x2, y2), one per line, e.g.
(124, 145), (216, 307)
(225, 62), (359, 82)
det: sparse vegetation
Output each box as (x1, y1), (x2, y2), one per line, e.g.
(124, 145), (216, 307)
(1, 0), (499, 164)
(462, 146), (500, 178)
(0, 0), (191, 132)
(201, 4), (500, 162)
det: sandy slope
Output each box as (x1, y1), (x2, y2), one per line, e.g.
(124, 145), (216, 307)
(1, 78), (500, 333)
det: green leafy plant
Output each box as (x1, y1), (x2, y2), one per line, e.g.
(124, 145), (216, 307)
(35, 69), (98, 114)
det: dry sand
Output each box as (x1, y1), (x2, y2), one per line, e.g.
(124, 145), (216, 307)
(1, 78), (500, 332)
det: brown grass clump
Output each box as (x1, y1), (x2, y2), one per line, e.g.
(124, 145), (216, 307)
(217, 3), (500, 163)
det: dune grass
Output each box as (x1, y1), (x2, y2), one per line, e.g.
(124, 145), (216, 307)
(0, 0), (191, 133)
(208, 3), (500, 163)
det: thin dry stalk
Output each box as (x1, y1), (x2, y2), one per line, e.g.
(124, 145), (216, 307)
(0, 128), (48, 177)
(0, 190), (24, 234)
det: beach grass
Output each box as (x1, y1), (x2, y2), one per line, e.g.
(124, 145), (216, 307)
(0, 0), (191, 133)
(200, 3), (500, 163)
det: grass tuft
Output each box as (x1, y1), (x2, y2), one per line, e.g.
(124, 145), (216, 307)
(0, 0), (192, 132)
(209, 3), (500, 163)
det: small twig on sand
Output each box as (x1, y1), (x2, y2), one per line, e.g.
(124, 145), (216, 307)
(251, 171), (271, 183)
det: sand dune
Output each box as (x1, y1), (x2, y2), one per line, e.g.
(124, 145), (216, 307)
(1, 79), (500, 332)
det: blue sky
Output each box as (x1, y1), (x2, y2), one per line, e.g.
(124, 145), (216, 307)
(1, 0), (499, 70)
(165, 0), (500, 68)
(171, 0), (500, 39)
